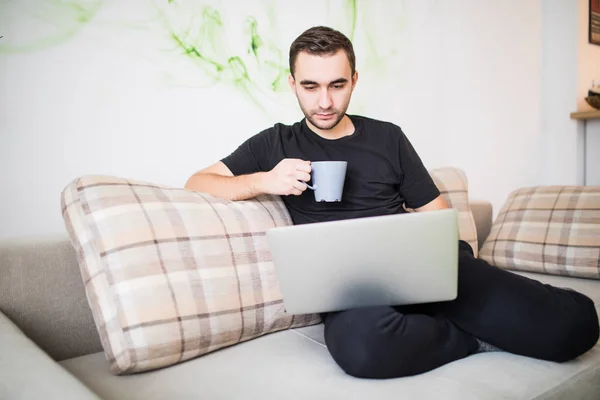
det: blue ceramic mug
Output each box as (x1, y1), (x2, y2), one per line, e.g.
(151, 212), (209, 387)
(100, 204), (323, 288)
(305, 161), (347, 202)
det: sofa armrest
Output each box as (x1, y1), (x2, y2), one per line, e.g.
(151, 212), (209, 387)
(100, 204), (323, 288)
(470, 200), (493, 251)
(0, 311), (101, 400)
(0, 234), (103, 362)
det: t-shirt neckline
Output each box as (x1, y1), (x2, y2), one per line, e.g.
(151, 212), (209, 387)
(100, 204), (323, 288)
(301, 114), (362, 143)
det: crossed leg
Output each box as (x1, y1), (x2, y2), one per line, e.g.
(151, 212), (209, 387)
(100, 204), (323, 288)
(436, 241), (599, 362)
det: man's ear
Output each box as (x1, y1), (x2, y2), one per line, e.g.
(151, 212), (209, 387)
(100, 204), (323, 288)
(351, 71), (359, 89)
(288, 74), (296, 93)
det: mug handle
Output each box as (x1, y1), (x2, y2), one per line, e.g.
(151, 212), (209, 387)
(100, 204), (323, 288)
(302, 181), (316, 190)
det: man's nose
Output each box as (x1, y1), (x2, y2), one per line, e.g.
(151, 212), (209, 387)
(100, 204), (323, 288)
(319, 89), (333, 110)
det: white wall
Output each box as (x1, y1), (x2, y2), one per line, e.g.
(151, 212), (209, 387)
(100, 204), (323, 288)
(0, 0), (575, 240)
(435, 0), (542, 210)
(539, 0), (580, 186)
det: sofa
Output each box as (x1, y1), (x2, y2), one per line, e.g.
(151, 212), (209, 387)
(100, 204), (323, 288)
(1, 176), (599, 399)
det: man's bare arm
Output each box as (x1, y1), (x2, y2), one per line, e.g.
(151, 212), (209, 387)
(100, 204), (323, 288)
(184, 161), (266, 201)
(184, 159), (312, 201)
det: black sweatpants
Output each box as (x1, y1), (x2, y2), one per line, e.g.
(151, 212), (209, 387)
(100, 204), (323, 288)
(321, 241), (599, 379)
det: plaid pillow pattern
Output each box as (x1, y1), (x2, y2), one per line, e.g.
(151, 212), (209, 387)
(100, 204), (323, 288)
(61, 175), (321, 374)
(479, 186), (600, 279)
(429, 168), (479, 257)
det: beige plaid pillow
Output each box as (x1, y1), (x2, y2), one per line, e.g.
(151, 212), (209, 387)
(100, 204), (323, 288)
(428, 168), (479, 257)
(479, 186), (600, 280)
(61, 175), (321, 374)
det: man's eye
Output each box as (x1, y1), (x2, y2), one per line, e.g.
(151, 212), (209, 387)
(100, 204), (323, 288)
(305, 86), (317, 91)
(332, 85), (344, 89)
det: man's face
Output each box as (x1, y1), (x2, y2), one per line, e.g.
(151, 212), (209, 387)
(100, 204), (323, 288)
(289, 50), (358, 131)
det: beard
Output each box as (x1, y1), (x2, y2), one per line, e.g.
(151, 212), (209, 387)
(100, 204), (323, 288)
(306, 110), (345, 130)
(297, 99), (348, 131)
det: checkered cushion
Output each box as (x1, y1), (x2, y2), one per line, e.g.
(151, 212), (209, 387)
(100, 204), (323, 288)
(428, 168), (479, 257)
(479, 186), (600, 280)
(61, 175), (321, 374)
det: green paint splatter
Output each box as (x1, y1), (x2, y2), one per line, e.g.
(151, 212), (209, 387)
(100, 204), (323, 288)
(158, 3), (295, 114)
(0, 1), (102, 54)
(228, 56), (249, 82)
(247, 17), (263, 59)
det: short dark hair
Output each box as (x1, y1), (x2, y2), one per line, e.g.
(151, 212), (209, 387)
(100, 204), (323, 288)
(289, 26), (356, 78)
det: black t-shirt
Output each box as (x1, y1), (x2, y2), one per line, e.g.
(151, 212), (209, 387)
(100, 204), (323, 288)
(221, 115), (440, 225)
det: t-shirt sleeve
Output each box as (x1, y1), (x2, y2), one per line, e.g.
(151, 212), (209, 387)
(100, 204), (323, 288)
(397, 128), (440, 209)
(220, 129), (272, 176)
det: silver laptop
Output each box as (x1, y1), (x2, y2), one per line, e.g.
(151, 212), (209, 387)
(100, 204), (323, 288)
(266, 209), (459, 314)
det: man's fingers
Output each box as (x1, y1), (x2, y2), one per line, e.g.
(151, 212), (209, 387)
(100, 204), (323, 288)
(293, 180), (307, 192)
(295, 162), (312, 173)
(296, 171), (311, 182)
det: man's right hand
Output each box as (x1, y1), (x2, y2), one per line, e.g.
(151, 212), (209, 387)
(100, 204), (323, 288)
(261, 159), (312, 196)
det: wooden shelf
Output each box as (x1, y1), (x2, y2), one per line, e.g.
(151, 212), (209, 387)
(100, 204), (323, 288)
(570, 110), (600, 120)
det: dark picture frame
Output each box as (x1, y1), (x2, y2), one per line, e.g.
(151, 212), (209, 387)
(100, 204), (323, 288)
(591, 0), (600, 45)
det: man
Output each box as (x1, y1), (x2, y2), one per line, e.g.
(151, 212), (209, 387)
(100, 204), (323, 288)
(185, 26), (599, 379)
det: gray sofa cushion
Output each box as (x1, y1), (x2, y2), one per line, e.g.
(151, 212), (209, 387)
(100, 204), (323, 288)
(0, 234), (103, 360)
(0, 312), (100, 400)
(60, 327), (600, 400)
(60, 272), (600, 400)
